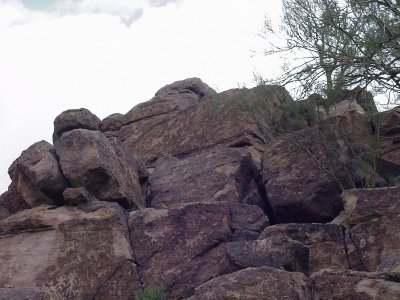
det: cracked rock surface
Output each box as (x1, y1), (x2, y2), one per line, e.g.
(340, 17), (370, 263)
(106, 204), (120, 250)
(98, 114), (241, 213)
(1, 79), (400, 299)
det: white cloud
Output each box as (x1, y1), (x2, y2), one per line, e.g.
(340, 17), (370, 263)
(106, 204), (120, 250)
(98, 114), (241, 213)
(0, 0), (182, 27)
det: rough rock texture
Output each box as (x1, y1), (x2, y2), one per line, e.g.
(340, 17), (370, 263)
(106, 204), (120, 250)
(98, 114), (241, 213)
(63, 186), (97, 206)
(55, 129), (144, 209)
(259, 223), (364, 273)
(53, 108), (101, 143)
(311, 268), (400, 300)
(99, 113), (127, 133)
(0, 288), (47, 300)
(129, 201), (269, 299)
(119, 85), (290, 165)
(380, 107), (400, 166)
(262, 133), (344, 223)
(0, 183), (28, 221)
(188, 266), (311, 300)
(148, 147), (267, 210)
(1, 79), (400, 299)
(8, 141), (68, 207)
(0, 201), (142, 299)
(126, 77), (215, 122)
(340, 187), (400, 272)
(227, 236), (309, 274)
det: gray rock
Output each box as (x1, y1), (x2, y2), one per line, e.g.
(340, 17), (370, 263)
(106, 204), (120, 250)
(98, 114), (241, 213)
(53, 108), (100, 143)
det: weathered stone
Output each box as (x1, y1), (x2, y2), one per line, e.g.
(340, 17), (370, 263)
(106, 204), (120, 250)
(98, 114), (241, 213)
(259, 223), (364, 273)
(125, 78), (215, 123)
(62, 187), (97, 206)
(311, 268), (400, 300)
(188, 266), (311, 300)
(328, 99), (365, 117)
(380, 107), (400, 166)
(119, 85), (290, 165)
(128, 201), (233, 299)
(147, 147), (267, 210)
(227, 236), (309, 274)
(0, 288), (47, 300)
(0, 183), (28, 220)
(335, 187), (400, 272)
(99, 113), (127, 133)
(0, 201), (141, 299)
(53, 108), (100, 143)
(342, 187), (400, 226)
(229, 202), (269, 241)
(8, 141), (68, 207)
(262, 132), (344, 223)
(55, 129), (144, 209)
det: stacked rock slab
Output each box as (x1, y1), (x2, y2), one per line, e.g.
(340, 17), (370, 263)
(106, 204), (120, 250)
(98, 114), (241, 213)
(1, 78), (400, 299)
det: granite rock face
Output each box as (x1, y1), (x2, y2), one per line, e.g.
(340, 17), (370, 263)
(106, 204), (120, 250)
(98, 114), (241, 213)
(1, 79), (400, 299)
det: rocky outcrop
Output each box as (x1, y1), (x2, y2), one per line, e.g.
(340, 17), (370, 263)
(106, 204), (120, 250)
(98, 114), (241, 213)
(380, 107), (400, 166)
(188, 267), (311, 300)
(337, 187), (400, 272)
(311, 268), (400, 299)
(55, 129), (144, 209)
(1, 79), (400, 299)
(147, 147), (267, 210)
(259, 223), (364, 273)
(0, 201), (142, 299)
(118, 84), (290, 165)
(52, 108), (101, 143)
(8, 141), (68, 207)
(128, 201), (269, 299)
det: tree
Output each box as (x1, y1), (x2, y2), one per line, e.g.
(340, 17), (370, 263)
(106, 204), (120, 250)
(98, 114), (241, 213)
(260, 0), (400, 105)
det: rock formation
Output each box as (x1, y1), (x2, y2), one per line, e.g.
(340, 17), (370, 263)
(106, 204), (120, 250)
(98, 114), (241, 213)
(1, 78), (400, 299)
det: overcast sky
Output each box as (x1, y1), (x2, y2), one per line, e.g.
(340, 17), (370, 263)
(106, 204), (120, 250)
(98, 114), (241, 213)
(0, 0), (284, 192)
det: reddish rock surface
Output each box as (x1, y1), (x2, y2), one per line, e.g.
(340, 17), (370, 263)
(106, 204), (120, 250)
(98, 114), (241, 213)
(1, 79), (400, 299)
(188, 266), (311, 300)
(8, 141), (68, 207)
(259, 223), (364, 273)
(226, 236), (309, 273)
(55, 129), (144, 209)
(119, 85), (290, 165)
(338, 187), (400, 272)
(0, 201), (142, 300)
(311, 268), (400, 300)
(147, 147), (266, 210)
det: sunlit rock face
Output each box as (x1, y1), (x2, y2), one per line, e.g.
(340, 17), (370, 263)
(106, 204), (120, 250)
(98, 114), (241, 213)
(1, 80), (400, 299)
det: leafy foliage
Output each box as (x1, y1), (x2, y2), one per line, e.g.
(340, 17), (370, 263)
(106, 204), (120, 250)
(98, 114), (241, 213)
(134, 285), (165, 300)
(260, 0), (400, 104)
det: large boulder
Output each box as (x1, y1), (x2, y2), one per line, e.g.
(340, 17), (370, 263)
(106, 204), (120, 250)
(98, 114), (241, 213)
(53, 108), (101, 143)
(188, 266), (311, 300)
(262, 131), (344, 223)
(0, 201), (142, 299)
(259, 223), (364, 273)
(311, 268), (400, 300)
(119, 85), (291, 165)
(226, 236), (309, 274)
(55, 129), (144, 209)
(125, 77), (215, 122)
(147, 147), (267, 211)
(8, 141), (68, 207)
(128, 201), (269, 299)
(339, 187), (400, 272)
